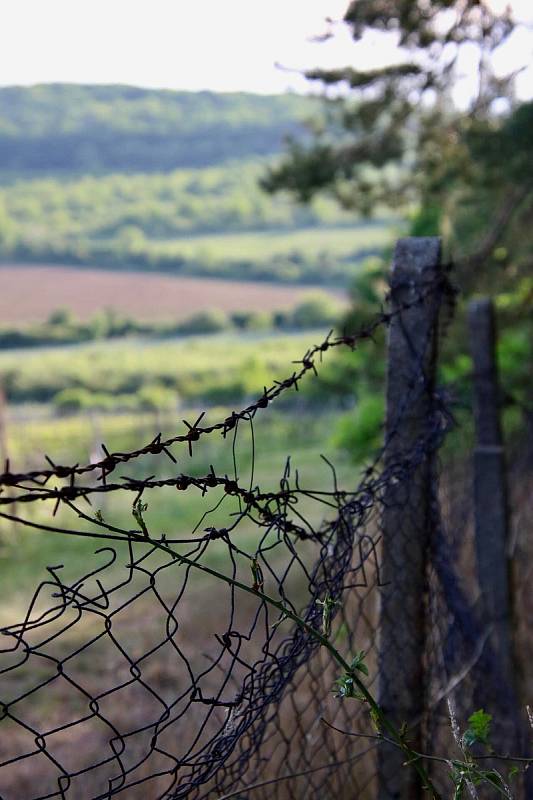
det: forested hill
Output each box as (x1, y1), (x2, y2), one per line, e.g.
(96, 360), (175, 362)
(0, 84), (394, 286)
(0, 84), (315, 173)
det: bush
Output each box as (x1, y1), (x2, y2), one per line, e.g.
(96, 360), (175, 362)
(200, 380), (246, 405)
(230, 311), (272, 330)
(53, 388), (141, 414)
(179, 309), (231, 335)
(54, 388), (106, 413)
(137, 384), (177, 411)
(332, 394), (385, 463)
(48, 308), (75, 326)
(291, 292), (342, 329)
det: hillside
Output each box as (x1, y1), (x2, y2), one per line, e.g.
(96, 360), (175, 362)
(0, 84), (315, 173)
(0, 84), (397, 287)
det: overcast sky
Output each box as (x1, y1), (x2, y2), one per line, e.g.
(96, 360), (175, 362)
(0, 0), (531, 97)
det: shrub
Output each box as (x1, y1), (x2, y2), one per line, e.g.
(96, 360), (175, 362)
(137, 384), (177, 411)
(201, 380), (246, 405)
(230, 311), (272, 330)
(53, 388), (141, 414)
(179, 309), (231, 335)
(48, 308), (75, 326)
(54, 388), (103, 413)
(291, 292), (342, 329)
(332, 394), (385, 463)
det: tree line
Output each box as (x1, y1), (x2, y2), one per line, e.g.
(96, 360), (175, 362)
(0, 84), (315, 173)
(0, 160), (388, 284)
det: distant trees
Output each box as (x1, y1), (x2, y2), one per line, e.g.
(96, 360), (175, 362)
(0, 161), (353, 241)
(0, 160), (389, 284)
(0, 84), (397, 285)
(0, 291), (345, 355)
(0, 85), (315, 173)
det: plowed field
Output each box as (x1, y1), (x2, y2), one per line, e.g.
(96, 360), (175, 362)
(0, 264), (344, 324)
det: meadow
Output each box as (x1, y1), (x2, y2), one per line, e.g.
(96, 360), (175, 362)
(0, 329), (335, 407)
(136, 221), (394, 262)
(0, 326), (356, 606)
(0, 407), (353, 607)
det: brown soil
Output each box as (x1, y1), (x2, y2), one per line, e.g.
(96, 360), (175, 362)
(0, 264), (344, 324)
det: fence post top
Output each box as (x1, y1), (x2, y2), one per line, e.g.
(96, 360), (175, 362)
(468, 296), (494, 317)
(392, 237), (442, 278)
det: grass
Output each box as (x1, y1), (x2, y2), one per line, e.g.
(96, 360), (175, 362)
(0, 406), (354, 619)
(153, 221), (396, 261)
(0, 327), (357, 615)
(0, 328), (331, 409)
(0, 322), (362, 777)
(0, 373), (359, 799)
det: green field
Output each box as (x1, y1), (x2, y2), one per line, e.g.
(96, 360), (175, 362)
(153, 221), (395, 261)
(1, 409), (353, 620)
(0, 329), (331, 409)
(0, 327), (358, 613)
(0, 150), (400, 284)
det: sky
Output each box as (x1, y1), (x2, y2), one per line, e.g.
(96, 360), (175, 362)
(0, 0), (531, 97)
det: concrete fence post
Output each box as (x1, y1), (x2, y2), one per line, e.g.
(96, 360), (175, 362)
(466, 298), (528, 779)
(377, 237), (442, 800)
(468, 298), (513, 680)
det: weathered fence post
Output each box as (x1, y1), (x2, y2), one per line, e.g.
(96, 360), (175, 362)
(468, 298), (533, 764)
(467, 300), (533, 795)
(377, 237), (442, 800)
(468, 299), (519, 717)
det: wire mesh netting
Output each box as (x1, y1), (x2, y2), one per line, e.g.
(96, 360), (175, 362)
(0, 262), (530, 800)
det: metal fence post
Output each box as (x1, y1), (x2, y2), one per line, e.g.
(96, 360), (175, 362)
(377, 237), (442, 800)
(468, 298), (515, 698)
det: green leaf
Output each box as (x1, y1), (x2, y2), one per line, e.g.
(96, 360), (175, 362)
(462, 730), (478, 747)
(315, 593), (340, 638)
(370, 707), (382, 732)
(132, 499), (149, 538)
(481, 769), (510, 795)
(332, 673), (365, 700)
(462, 709), (492, 747)
(453, 776), (465, 800)
(350, 650), (369, 676)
